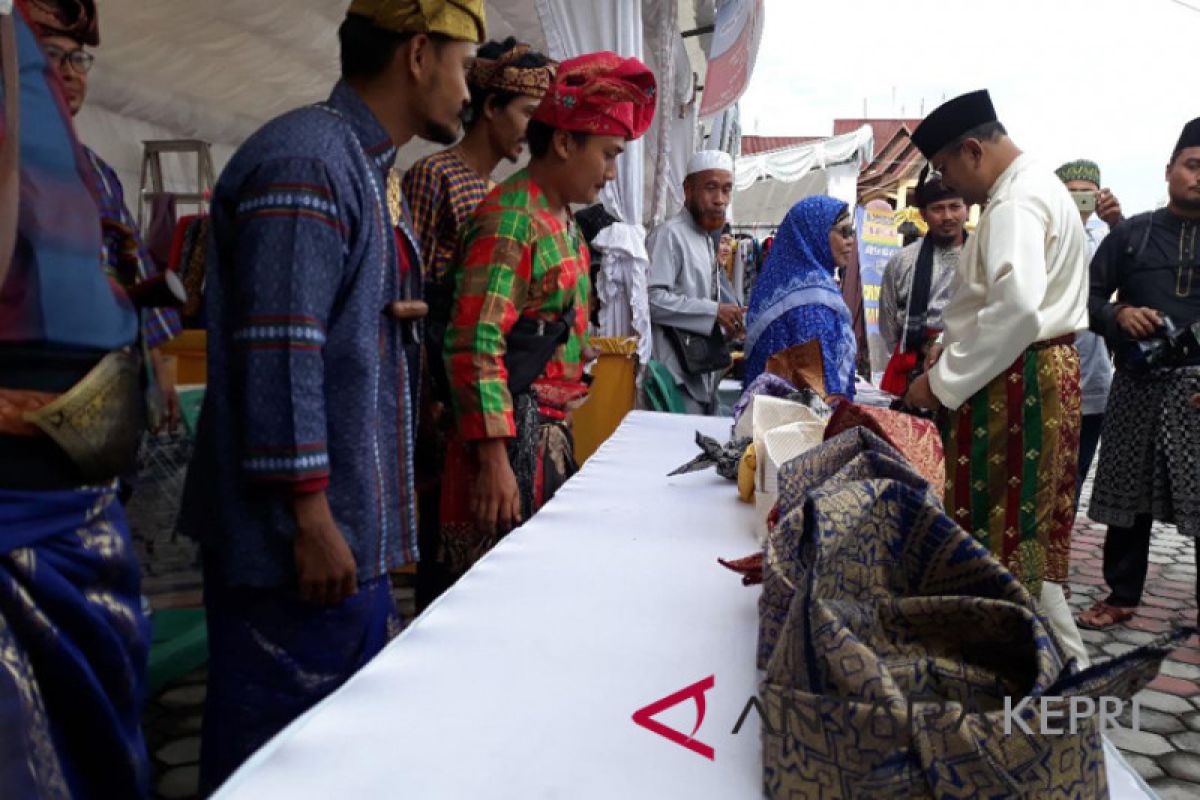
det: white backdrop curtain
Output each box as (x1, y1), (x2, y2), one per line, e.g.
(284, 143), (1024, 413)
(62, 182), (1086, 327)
(732, 126), (874, 229)
(535, 0), (652, 363)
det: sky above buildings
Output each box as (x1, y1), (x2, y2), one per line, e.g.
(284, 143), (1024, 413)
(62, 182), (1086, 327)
(739, 0), (1198, 214)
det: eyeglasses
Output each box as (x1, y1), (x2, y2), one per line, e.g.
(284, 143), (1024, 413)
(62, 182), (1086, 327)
(43, 45), (95, 75)
(835, 224), (857, 238)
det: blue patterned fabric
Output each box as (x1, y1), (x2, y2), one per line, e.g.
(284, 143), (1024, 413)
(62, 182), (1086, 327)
(743, 196), (857, 397)
(0, 485), (150, 800)
(198, 568), (398, 792)
(0, 11), (137, 350)
(181, 81), (422, 588)
(758, 428), (1190, 799)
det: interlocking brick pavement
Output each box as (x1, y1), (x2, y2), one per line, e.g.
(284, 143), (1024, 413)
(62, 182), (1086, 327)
(1071, 473), (1200, 797)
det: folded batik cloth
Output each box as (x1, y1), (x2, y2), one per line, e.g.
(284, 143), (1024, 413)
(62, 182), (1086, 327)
(668, 432), (750, 480)
(824, 401), (946, 497)
(759, 429), (1191, 799)
(760, 427), (932, 669)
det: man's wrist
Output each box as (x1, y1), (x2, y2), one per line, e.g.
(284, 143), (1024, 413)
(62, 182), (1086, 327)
(474, 438), (510, 468)
(293, 491), (333, 537)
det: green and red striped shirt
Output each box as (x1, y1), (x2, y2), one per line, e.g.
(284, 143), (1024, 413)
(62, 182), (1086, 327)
(444, 169), (590, 440)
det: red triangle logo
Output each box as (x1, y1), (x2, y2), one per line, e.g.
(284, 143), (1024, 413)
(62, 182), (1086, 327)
(631, 675), (716, 760)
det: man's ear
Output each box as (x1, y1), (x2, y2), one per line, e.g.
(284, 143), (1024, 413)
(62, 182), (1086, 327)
(963, 138), (985, 167)
(403, 33), (436, 83)
(483, 94), (501, 122)
(552, 128), (575, 161)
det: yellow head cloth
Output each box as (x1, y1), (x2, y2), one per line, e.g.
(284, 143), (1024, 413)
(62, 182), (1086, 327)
(347, 0), (486, 43)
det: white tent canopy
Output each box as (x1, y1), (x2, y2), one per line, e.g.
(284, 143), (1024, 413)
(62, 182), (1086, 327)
(76, 0), (711, 217)
(74, 0), (721, 354)
(731, 124), (874, 231)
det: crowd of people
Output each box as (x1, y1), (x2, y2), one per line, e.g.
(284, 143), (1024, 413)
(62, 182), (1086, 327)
(1, 0), (1198, 797)
(646, 87), (1200, 674)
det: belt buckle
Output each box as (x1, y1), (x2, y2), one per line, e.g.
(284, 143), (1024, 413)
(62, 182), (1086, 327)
(23, 351), (145, 481)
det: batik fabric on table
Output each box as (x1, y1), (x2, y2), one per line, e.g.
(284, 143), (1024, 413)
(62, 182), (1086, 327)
(440, 169), (590, 575)
(759, 428), (1187, 799)
(824, 401), (946, 497)
(939, 341), (1081, 596)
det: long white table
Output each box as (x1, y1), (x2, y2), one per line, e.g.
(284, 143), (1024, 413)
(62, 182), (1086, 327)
(215, 411), (1156, 799)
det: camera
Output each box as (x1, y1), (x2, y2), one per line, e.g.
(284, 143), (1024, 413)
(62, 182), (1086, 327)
(1116, 314), (1200, 373)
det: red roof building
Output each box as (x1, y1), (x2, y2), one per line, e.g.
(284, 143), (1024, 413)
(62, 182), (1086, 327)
(739, 135), (824, 155)
(740, 119), (926, 206)
(833, 119), (925, 206)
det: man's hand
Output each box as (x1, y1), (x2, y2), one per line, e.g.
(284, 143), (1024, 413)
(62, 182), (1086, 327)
(293, 492), (358, 606)
(1096, 189), (1124, 229)
(473, 439), (522, 538)
(924, 343), (945, 372)
(159, 380), (181, 433)
(716, 303), (745, 336)
(904, 372), (942, 412)
(1116, 306), (1163, 340)
(151, 350), (181, 433)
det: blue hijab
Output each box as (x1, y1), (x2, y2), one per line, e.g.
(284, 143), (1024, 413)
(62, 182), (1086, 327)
(743, 196), (857, 395)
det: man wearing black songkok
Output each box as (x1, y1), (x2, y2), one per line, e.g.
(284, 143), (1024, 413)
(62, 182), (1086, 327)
(1078, 117), (1200, 632)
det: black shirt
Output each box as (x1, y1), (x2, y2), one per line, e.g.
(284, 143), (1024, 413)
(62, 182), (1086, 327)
(1089, 209), (1200, 344)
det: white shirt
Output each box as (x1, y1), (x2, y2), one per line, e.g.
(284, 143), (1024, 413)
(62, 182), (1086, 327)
(929, 154), (1089, 410)
(1077, 218), (1115, 415)
(647, 210), (722, 404)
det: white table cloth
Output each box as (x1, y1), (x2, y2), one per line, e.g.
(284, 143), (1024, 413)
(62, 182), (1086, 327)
(215, 411), (1155, 799)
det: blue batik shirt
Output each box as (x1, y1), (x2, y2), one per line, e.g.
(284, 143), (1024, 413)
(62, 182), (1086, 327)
(182, 82), (422, 588)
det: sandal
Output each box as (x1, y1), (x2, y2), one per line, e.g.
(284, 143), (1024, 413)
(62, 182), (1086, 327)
(1077, 601), (1136, 630)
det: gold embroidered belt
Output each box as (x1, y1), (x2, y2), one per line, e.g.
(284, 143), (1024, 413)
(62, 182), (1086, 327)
(0, 351), (145, 481)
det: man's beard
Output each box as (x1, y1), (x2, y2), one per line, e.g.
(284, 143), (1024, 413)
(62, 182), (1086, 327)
(424, 118), (460, 146)
(1172, 189), (1200, 212)
(927, 229), (960, 247)
(688, 201), (726, 232)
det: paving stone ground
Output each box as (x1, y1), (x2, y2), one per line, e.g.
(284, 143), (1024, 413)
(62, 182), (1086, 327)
(1069, 470), (1200, 797)
(141, 471), (1197, 798)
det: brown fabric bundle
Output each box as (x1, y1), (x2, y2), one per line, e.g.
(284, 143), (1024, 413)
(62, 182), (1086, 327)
(764, 340), (827, 399)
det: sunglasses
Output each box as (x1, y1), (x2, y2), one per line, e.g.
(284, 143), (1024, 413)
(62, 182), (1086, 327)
(834, 224), (857, 238)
